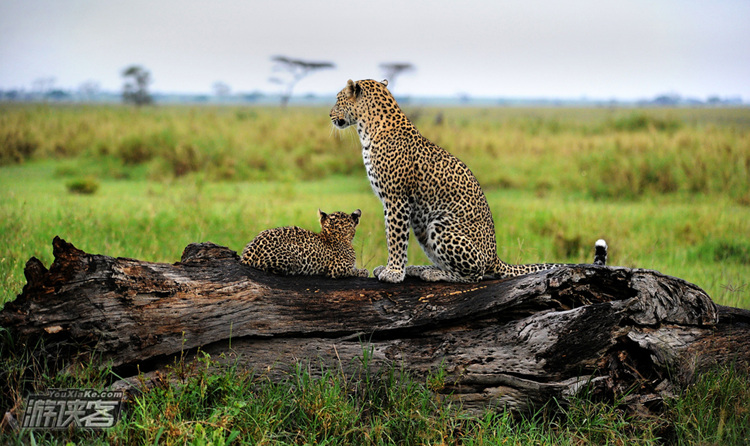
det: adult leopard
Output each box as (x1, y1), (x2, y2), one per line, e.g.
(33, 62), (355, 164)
(331, 79), (605, 283)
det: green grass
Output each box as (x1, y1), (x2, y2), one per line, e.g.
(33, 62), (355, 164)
(3, 346), (748, 445)
(1, 104), (749, 444)
(668, 363), (750, 445)
(1, 161), (747, 309)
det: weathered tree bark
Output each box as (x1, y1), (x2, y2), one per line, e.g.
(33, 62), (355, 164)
(2, 236), (748, 414)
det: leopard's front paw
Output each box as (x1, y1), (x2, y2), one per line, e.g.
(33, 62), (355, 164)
(373, 266), (405, 283)
(356, 268), (370, 278)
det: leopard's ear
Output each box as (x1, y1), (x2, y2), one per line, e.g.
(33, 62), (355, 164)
(346, 79), (363, 99)
(345, 80), (357, 99)
(380, 79), (389, 88)
(318, 209), (328, 225)
(351, 209), (361, 226)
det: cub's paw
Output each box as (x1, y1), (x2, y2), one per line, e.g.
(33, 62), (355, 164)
(356, 268), (370, 278)
(373, 266), (405, 283)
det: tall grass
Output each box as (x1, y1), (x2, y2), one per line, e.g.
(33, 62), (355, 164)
(412, 108), (750, 203)
(2, 104), (749, 203)
(0, 105), (363, 181)
(668, 364), (750, 445)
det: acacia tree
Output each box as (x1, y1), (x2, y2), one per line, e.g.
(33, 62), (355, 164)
(380, 62), (415, 90)
(122, 65), (153, 106)
(270, 56), (335, 107)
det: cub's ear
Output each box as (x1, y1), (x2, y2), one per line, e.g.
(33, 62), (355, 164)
(351, 209), (361, 225)
(318, 209), (328, 224)
(380, 79), (389, 88)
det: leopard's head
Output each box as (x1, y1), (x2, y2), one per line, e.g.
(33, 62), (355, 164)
(318, 209), (362, 242)
(330, 79), (391, 129)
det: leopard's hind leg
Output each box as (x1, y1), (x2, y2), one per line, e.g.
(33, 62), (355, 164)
(407, 222), (489, 283)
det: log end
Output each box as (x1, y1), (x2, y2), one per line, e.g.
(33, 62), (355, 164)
(0, 257), (50, 327)
(52, 235), (86, 261)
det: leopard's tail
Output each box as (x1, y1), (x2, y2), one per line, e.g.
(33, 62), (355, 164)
(488, 238), (608, 279)
(488, 258), (556, 279)
(593, 239), (608, 266)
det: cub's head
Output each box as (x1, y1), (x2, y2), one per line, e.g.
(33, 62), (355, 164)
(318, 209), (362, 242)
(330, 79), (393, 129)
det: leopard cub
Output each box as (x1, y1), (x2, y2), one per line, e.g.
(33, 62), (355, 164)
(240, 209), (369, 279)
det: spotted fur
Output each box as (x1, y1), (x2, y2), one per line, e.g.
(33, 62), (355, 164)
(331, 79), (605, 283)
(241, 209), (369, 279)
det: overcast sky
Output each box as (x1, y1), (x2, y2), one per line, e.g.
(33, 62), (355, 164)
(1, 0), (749, 100)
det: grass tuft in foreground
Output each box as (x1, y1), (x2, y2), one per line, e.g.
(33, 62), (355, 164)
(667, 363), (750, 445)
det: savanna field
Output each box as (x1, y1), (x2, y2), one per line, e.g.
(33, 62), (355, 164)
(1, 103), (749, 444)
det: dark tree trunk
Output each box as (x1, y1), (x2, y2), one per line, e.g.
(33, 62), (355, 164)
(2, 237), (748, 413)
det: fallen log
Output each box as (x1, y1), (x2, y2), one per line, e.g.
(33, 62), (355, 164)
(1, 236), (748, 414)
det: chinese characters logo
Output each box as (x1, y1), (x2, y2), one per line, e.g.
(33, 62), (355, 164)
(22, 389), (124, 430)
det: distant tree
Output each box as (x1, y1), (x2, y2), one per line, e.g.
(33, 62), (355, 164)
(379, 63), (415, 90)
(46, 89), (71, 101)
(213, 81), (231, 100)
(652, 93), (680, 106)
(122, 65), (153, 106)
(270, 56), (335, 107)
(78, 80), (101, 102)
(0, 89), (22, 101)
(32, 77), (56, 95)
(32, 77), (56, 101)
(242, 91), (265, 103)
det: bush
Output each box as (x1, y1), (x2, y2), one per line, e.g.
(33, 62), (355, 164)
(66, 177), (100, 195)
(0, 129), (38, 165)
(608, 112), (682, 133)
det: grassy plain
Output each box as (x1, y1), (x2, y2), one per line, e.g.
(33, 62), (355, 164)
(1, 104), (748, 308)
(1, 104), (749, 444)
